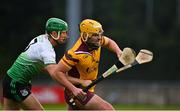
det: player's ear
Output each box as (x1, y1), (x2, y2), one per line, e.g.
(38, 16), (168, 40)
(81, 32), (88, 42)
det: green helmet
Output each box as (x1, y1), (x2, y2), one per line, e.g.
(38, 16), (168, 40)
(45, 18), (68, 33)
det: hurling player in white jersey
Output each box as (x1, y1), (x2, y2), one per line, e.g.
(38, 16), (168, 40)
(2, 18), (86, 110)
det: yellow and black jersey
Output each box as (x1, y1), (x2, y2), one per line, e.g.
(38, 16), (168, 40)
(61, 36), (109, 92)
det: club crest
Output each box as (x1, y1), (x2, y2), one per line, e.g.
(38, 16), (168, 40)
(20, 89), (29, 96)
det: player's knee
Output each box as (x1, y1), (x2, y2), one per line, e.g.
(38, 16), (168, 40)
(101, 101), (114, 110)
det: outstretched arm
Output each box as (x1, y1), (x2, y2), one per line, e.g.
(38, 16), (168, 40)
(102, 36), (122, 58)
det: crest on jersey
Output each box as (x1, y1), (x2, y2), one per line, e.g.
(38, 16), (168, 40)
(20, 89), (29, 96)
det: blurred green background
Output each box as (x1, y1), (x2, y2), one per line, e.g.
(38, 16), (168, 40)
(0, 0), (180, 110)
(0, 0), (180, 80)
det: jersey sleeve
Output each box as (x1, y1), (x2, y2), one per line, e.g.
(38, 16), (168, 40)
(101, 36), (109, 46)
(40, 43), (56, 65)
(60, 50), (79, 69)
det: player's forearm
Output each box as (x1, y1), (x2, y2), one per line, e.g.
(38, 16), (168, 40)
(104, 38), (122, 57)
(66, 75), (83, 85)
(45, 65), (77, 91)
(53, 71), (77, 91)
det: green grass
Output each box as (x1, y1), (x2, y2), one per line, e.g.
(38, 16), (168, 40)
(43, 104), (67, 110)
(43, 104), (180, 110)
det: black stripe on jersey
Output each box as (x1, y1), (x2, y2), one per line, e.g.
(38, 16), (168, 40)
(24, 38), (37, 51)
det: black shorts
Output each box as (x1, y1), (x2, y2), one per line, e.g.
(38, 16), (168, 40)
(64, 88), (94, 109)
(2, 74), (32, 102)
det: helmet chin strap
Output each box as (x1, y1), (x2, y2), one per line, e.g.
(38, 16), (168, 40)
(49, 31), (64, 46)
(50, 31), (60, 40)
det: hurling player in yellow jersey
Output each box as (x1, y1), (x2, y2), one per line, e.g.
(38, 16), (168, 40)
(57, 19), (122, 110)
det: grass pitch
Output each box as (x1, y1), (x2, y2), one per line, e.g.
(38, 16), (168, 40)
(43, 104), (180, 110)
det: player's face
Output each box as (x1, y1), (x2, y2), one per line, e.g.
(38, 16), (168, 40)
(86, 33), (102, 50)
(57, 31), (68, 44)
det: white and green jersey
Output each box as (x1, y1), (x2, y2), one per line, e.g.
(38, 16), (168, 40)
(7, 34), (56, 84)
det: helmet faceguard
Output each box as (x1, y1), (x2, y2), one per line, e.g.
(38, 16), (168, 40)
(45, 18), (68, 41)
(82, 32), (103, 50)
(51, 31), (69, 44)
(80, 19), (104, 50)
